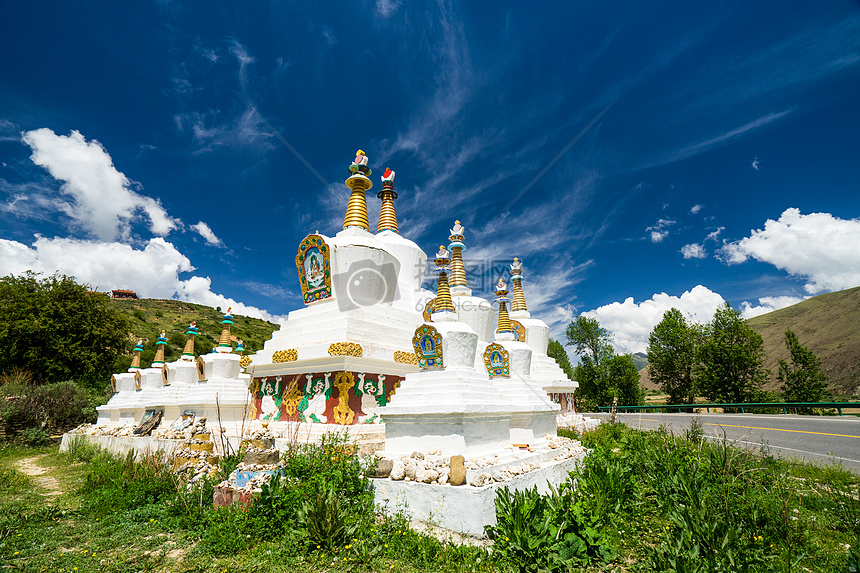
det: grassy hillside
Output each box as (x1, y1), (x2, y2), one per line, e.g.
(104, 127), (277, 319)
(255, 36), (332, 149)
(639, 286), (860, 396)
(109, 298), (279, 369)
(747, 285), (860, 395)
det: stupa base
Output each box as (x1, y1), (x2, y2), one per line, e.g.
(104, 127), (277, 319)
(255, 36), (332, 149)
(372, 447), (587, 537)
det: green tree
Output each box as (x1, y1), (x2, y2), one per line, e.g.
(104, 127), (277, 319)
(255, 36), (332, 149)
(606, 354), (644, 407)
(565, 316), (642, 408)
(547, 338), (575, 380)
(778, 329), (829, 402)
(565, 316), (613, 365)
(696, 302), (768, 404)
(0, 272), (131, 390)
(647, 308), (700, 404)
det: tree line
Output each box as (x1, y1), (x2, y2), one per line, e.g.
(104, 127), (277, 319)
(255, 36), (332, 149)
(548, 302), (829, 410)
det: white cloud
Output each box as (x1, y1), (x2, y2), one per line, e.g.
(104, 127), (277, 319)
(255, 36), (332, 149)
(719, 208), (860, 294)
(681, 243), (706, 259)
(376, 0), (401, 17)
(751, 156), (760, 170)
(0, 236), (286, 324)
(190, 221), (223, 246)
(690, 204), (703, 214)
(646, 218), (675, 243)
(21, 128), (178, 241)
(705, 227), (725, 242)
(584, 285), (725, 355)
(739, 295), (805, 319)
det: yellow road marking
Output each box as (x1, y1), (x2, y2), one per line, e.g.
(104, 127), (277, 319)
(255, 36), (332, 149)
(703, 422), (859, 439)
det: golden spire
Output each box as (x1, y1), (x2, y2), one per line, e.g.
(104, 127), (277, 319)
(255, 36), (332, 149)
(182, 321), (198, 360)
(510, 257), (528, 312)
(216, 308), (234, 353)
(494, 278), (513, 336)
(152, 331), (167, 366)
(129, 339), (144, 371)
(433, 245), (456, 314)
(344, 149), (373, 231)
(448, 220), (468, 291)
(376, 167), (398, 233)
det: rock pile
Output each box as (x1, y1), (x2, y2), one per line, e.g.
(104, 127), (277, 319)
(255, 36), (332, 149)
(172, 417), (220, 486)
(374, 436), (588, 488)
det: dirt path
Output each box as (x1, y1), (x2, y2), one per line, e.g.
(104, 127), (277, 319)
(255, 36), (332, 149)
(16, 454), (62, 496)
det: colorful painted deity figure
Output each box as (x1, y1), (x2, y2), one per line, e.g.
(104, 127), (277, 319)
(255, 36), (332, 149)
(296, 234), (332, 303)
(483, 342), (510, 378)
(259, 377), (282, 421)
(303, 373), (333, 422)
(305, 248), (324, 287)
(420, 335), (435, 357)
(412, 324), (444, 368)
(491, 350), (504, 367)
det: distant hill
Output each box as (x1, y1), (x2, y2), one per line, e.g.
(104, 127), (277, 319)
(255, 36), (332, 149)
(630, 352), (649, 371)
(746, 286), (860, 395)
(109, 299), (279, 362)
(639, 286), (860, 396)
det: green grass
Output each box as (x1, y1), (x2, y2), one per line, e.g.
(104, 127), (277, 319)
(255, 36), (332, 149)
(1, 426), (858, 572)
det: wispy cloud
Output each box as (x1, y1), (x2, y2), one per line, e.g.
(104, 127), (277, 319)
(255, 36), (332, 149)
(655, 110), (792, 167)
(681, 243), (706, 259)
(646, 218), (676, 243)
(190, 221), (223, 246)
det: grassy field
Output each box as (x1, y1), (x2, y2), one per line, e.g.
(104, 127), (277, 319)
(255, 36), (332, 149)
(1, 423), (858, 572)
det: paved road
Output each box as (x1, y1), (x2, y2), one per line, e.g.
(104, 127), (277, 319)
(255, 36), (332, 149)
(588, 412), (860, 473)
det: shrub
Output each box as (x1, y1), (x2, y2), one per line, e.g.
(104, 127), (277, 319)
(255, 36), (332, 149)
(487, 484), (614, 572)
(0, 380), (100, 438)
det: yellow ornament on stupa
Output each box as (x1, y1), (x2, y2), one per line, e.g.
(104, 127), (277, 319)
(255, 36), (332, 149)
(448, 220), (468, 294)
(344, 149), (372, 231)
(432, 245), (455, 315)
(377, 167), (399, 234)
(494, 277), (513, 336)
(510, 257), (528, 314)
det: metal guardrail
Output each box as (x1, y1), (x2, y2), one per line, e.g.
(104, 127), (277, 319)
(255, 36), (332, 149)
(597, 402), (860, 416)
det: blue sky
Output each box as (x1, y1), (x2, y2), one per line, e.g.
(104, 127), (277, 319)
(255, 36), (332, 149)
(2, 1), (860, 355)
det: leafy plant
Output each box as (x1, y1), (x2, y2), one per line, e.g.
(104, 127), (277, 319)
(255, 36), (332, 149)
(487, 484), (614, 572)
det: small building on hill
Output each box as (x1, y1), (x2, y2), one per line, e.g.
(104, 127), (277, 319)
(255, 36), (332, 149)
(111, 289), (138, 299)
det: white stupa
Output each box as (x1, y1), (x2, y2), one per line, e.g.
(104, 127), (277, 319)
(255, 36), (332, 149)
(78, 150), (585, 457)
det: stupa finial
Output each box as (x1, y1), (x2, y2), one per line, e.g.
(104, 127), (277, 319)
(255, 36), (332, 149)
(216, 308), (234, 353)
(495, 277), (514, 337)
(448, 220), (468, 294)
(152, 331), (168, 366)
(432, 244), (456, 316)
(235, 339), (245, 356)
(129, 338), (144, 371)
(376, 167), (399, 233)
(181, 321), (199, 361)
(510, 257), (528, 314)
(343, 149), (373, 231)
